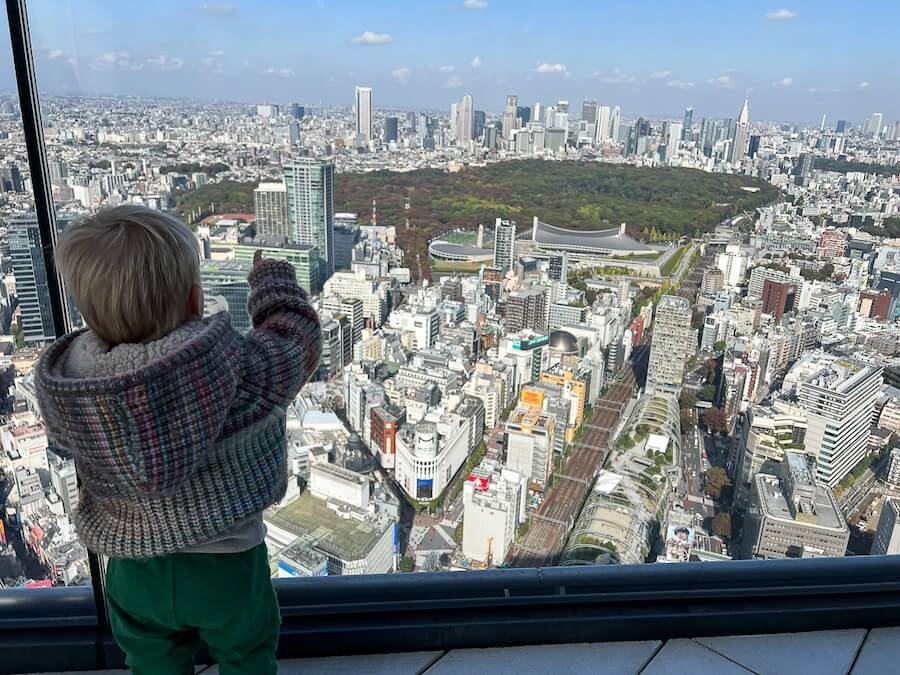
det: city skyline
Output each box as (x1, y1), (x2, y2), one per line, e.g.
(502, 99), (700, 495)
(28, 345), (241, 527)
(0, 1), (896, 122)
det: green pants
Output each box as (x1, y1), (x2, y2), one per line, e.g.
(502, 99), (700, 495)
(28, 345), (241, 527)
(106, 543), (280, 675)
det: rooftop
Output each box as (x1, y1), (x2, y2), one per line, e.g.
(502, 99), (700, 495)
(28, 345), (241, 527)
(755, 474), (846, 531)
(532, 220), (658, 254)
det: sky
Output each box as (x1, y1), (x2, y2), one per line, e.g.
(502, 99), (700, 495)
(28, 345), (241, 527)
(1, 0), (897, 124)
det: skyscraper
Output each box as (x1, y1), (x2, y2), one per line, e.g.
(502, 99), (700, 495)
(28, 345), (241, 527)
(459, 94), (474, 146)
(253, 182), (289, 240)
(354, 86), (373, 142)
(595, 106), (611, 143)
(835, 119), (847, 134)
(748, 135), (761, 158)
(647, 295), (695, 393)
(681, 107), (693, 140)
(869, 112), (883, 138)
(384, 117), (399, 143)
(796, 357), (882, 487)
(665, 122), (682, 162)
(581, 100), (598, 125)
(473, 110), (486, 142)
(502, 95), (519, 140)
(284, 157), (335, 284)
(494, 218), (517, 275)
(609, 106), (621, 141)
(516, 105), (531, 125)
(290, 103), (305, 119)
(730, 96), (750, 164)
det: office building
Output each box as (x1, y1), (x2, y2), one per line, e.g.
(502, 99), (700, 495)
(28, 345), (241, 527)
(730, 96), (749, 164)
(201, 261), (252, 333)
(370, 404), (405, 470)
(473, 110), (486, 142)
(647, 295), (695, 393)
(595, 105), (611, 143)
(701, 269), (725, 294)
(835, 119), (847, 134)
(284, 157), (335, 284)
(459, 94), (474, 145)
(609, 106), (621, 142)
(354, 86), (373, 142)
(665, 122), (682, 161)
(682, 107), (693, 140)
(872, 499), (900, 555)
(384, 116), (399, 143)
(290, 103), (305, 119)
(748, 135), (761, 158)
(388, 306), (440, 350)
(505, 407), (556, 486)
(503, 287), (549, 333)
(547, 252), (569, 282)
(581, 100), (598, 125)
(232, 242), (319, 294)
(462, 460), (527, 566)
(516, 105), (531, 125)
(748, 266), (797, 299)
(502, 95), (518, 140)
(48, 448), (78, 518)
(761, 279), (796, 321)
(253, 182), (289, 240)
(744, 453), (849, 560)
(7, 215), (79, 344)
(494, 218), (516, 274)
(868, 112), (883, 138)
(794, 355), (883, 487)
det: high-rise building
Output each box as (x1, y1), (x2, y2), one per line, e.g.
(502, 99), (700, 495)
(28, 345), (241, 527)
(835, 119), (847, 134)
(505, 407), (555, 486)
(761, 279), (796, 321)
(493, 218), (517, 274)
(284, 157), (335, 284)
(610, 106), (621, 141)
(253, 182), (289, 240)
(547, 252), (569, 282)
(473, 110), (486, 143)
(581, 100), (598, 125)
(48, 448), (78, 518)
(595, 105), (611, 143)
(744, 453), (849, 560)
(201, 261), (253, 333)
(748, 134), (761, 158)
(516, 105), (531, 125)
(869, 112), (883, 138)
(459, 94), (474, 145)
(8, 215), (79, 344)
(502, 95), (518, 140)
(730, 96), (750, 164)
(290, 103), (305, 119)
(681, 107), (693, 140)
(647, 295), (695, 393)
(384, 117), (399, 143)
(795, 355), (883, 487)
(462, 459), (527, 565)
(872, 499), (900, 555)
(665, 122), (682, 161)
(354, 86), (373, 142)
(503, 287), (549, 334)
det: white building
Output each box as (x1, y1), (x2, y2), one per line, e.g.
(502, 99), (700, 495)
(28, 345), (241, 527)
(323, 270), (388, 326)
(505, 407), (556, 486)
(462, 460), (527, 565)
(309, 462), (369, 510)
(388, 306), (440, 350)
(716, 245), (749, 287)
(872, 498), (900, 555)
(394, 416), (470, 502)
(647, 295), (695, 394)
(354, 86), (373, 142)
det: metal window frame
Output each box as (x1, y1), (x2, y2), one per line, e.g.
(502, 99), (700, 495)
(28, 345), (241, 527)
(5, 3), (900, 675)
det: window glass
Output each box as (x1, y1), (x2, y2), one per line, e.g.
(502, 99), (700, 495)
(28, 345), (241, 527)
(18, 0), (900, 582)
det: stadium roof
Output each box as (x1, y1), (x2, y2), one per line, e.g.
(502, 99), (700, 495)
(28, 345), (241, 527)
(532, 220), (657, 254)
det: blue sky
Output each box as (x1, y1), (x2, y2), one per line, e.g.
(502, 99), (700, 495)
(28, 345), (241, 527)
(1, 0), (897, 123)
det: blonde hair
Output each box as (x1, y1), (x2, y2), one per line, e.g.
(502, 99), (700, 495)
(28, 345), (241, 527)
(56, 205), (200, 345)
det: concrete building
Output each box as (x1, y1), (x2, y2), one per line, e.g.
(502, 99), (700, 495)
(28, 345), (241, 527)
(505, 407), (556, 486)
(748, 266), (799, 299)
(253, 182), (289, 240)
(232, 242), (319, 294)
(503, 286), (548, 334)
(647, 295), (695, 394)
(885, 448), (900, 487)
(871, 498), (900, 556)
(701, 269), (725, 294)
(354, 86), (373, 142)
(388, 306), (440, 350)
(761, 279), (797, 321)
(744, 453), (849, 560)
(494, 218), (517, 275)
(284, 157), (335, 283)
(462, 460), (527, 566)
(739, 402), (807, 490)
(48, 448), (78, 518)
(394, 416), (470, 502)
(200, 261), (252, 333)
(794, 357), (882, 487)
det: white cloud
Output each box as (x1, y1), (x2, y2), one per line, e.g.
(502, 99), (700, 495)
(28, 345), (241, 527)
(392, 67), (413, 83)
(765, 8), (797, 20)
(46, 48), (77, 67)
(463, 0), (488, 8)
(666, 79), (694, 90)
(470, 55), (482, 68)
(262, 67), (295, 78)
(773, 77), (793, 87)
(808, 86), (840, 94)
(859, 81), (871, 89)
(352, 31), (393, 45)
(535, 62), (570, 78)
(650, 70), (672, 79)
(209, 49), (225, 56)
(146, 55), (185, 71)
(439, 65), (455, 73)
(707, 74), (736, 89)
(93, 51), (144, 71)
(194, 3), (237, 16)
(444, 75), (464, 88)
(597, 69), (635, 84)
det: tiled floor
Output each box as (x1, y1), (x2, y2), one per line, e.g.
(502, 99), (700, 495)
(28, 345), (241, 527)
(17, 627), (898, 674)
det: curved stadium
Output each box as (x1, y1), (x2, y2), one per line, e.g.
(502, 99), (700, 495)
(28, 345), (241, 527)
(428, 240), (494, 263)
(530, 217), (660, 257)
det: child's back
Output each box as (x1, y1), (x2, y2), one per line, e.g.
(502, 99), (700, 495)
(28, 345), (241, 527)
(35, 205), (321, 675)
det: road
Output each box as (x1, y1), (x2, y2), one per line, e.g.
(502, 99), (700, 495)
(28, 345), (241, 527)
(508, 344), (648, 568)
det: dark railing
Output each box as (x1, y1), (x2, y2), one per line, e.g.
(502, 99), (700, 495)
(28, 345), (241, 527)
(3, 556), (900, 672)
(4, 2), (900, 675)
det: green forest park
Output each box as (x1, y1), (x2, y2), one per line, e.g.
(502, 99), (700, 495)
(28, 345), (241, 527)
(176, 160), (779, 278)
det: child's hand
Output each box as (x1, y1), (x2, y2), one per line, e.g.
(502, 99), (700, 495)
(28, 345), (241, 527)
(253, 250), (264, 269)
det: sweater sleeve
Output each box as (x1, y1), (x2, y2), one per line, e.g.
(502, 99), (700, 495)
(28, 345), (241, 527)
(242, 259), (322, 407)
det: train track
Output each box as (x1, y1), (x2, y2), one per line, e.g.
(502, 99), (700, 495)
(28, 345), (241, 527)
(508, 347), (646, 568)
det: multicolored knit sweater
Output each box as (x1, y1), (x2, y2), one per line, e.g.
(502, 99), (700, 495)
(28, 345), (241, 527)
(35, 260), (322, 559)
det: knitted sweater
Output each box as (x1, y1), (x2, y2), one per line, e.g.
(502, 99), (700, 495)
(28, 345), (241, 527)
(35, 260), (322, 559)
